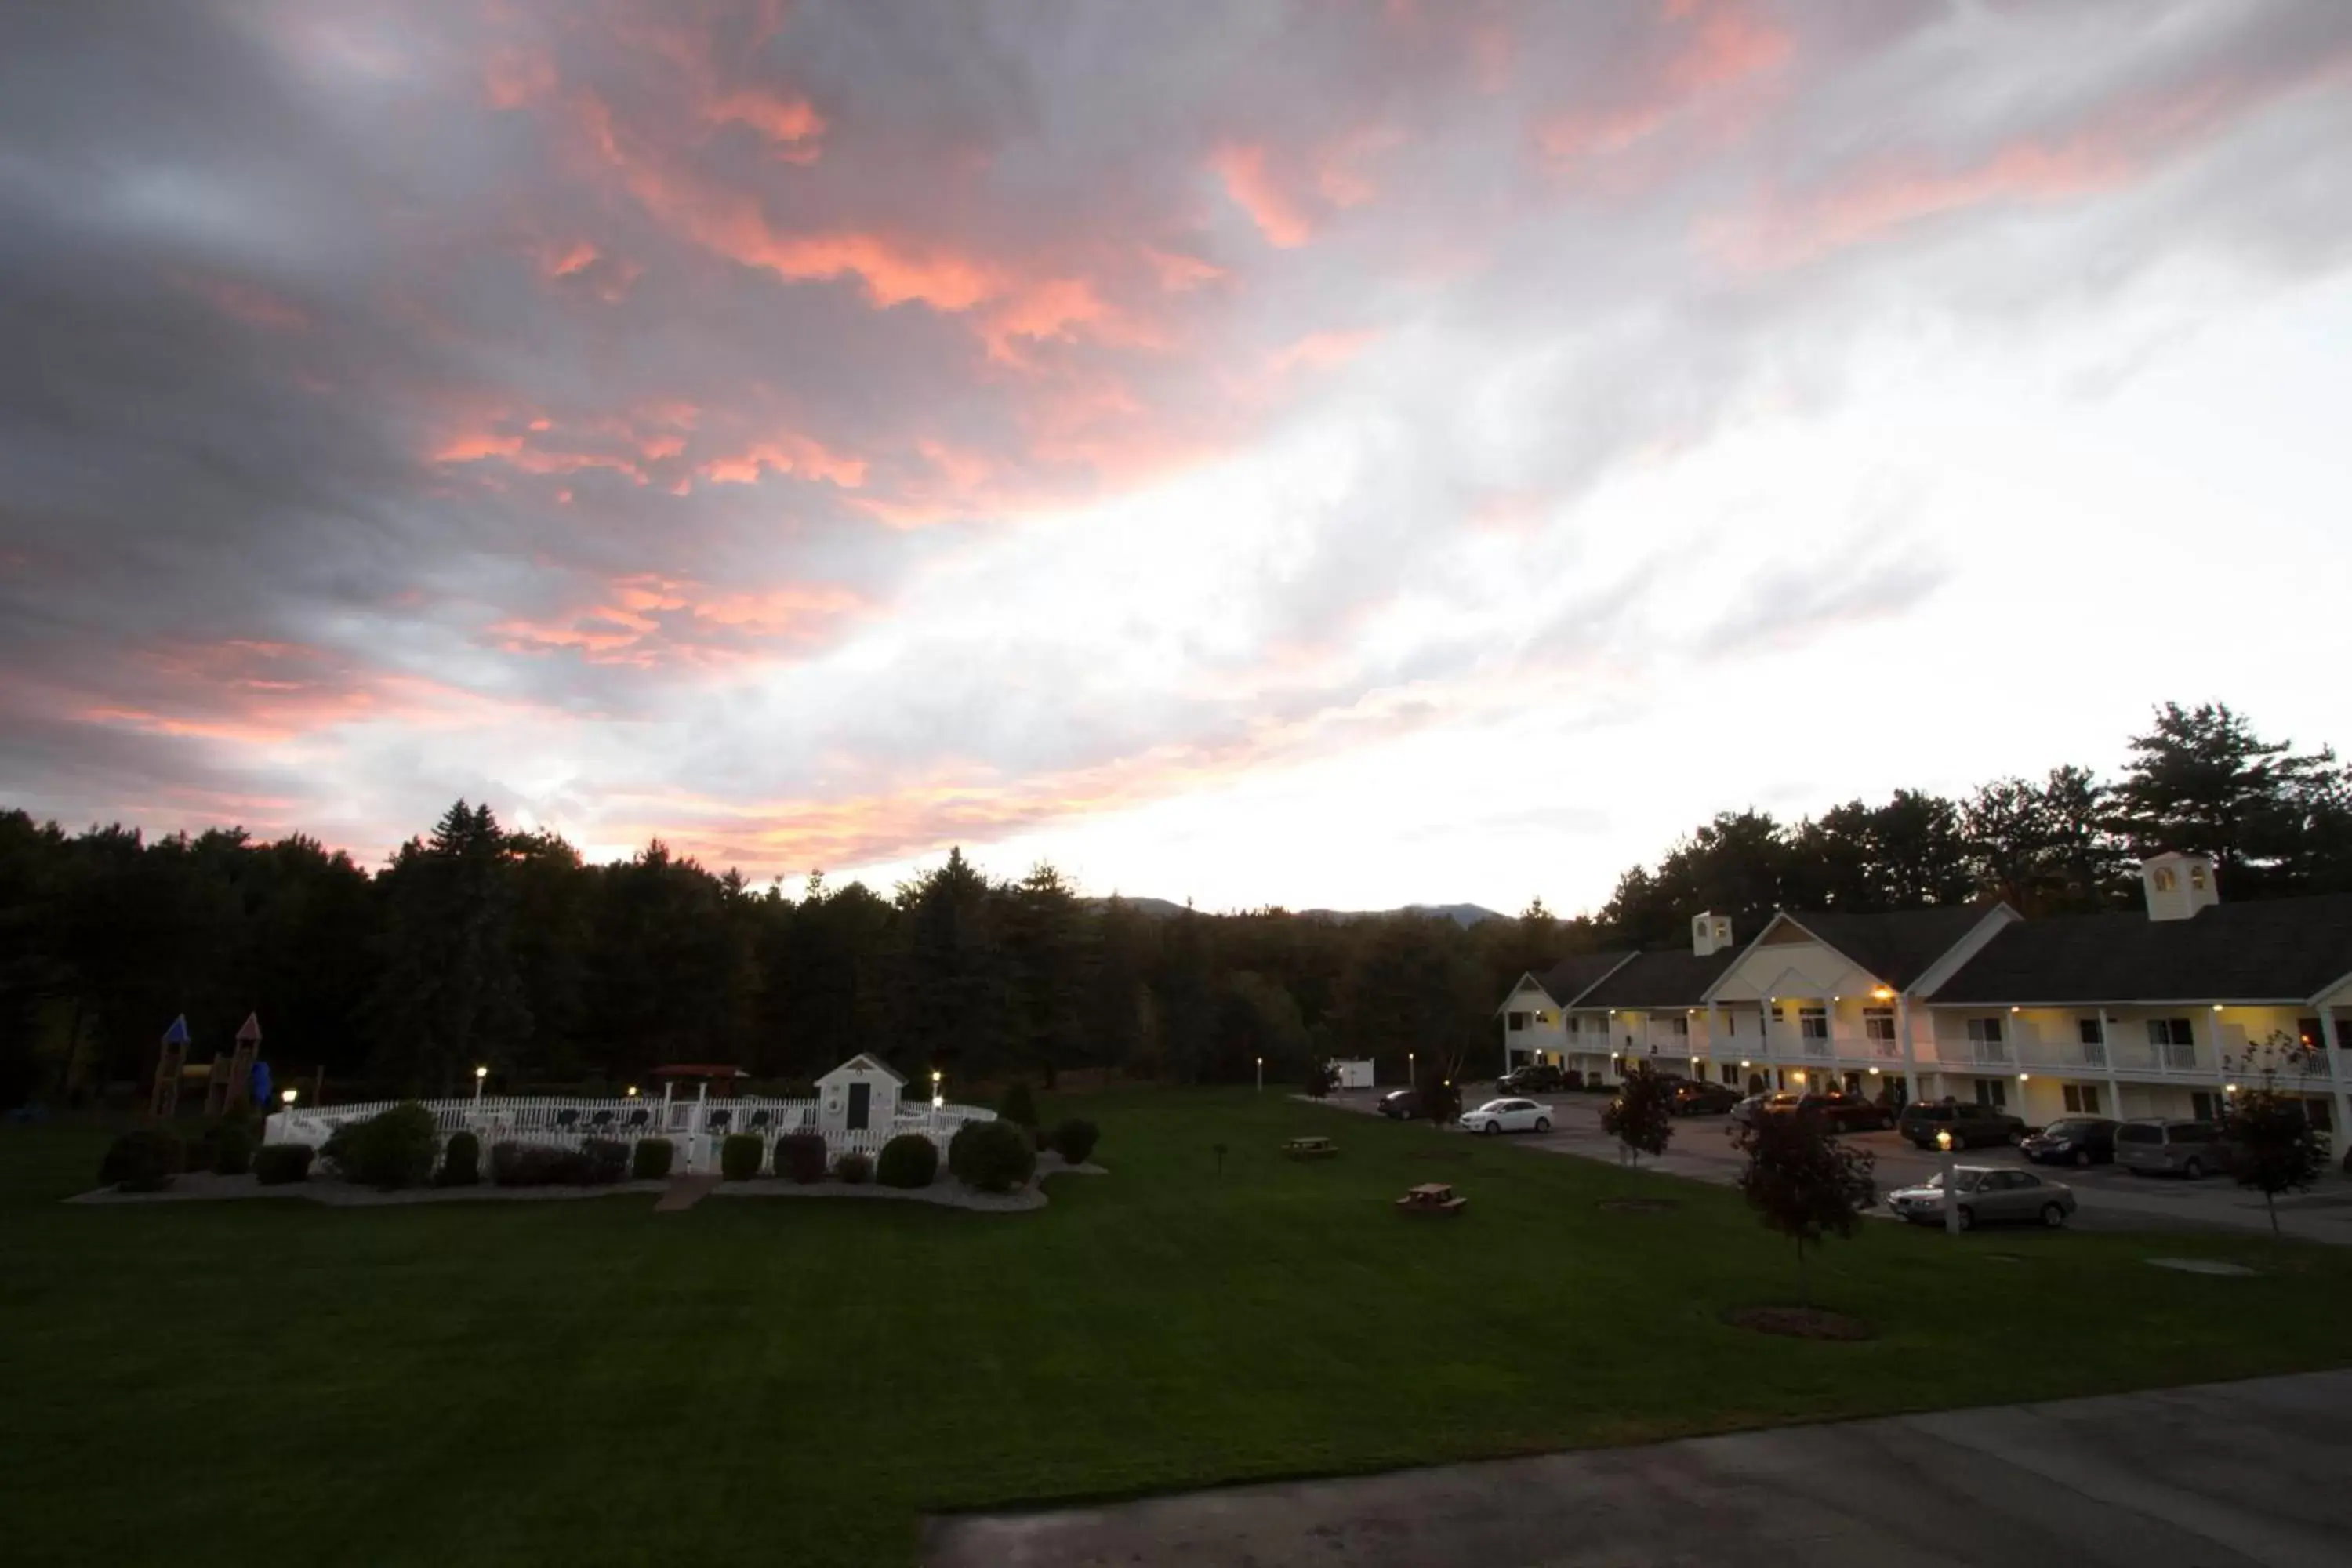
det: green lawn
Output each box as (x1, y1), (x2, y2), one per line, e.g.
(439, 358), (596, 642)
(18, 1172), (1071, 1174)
(6, 1091), (2350, 1566)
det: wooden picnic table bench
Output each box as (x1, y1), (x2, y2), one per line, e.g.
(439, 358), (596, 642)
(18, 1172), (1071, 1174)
(1283, 1136), (1338, 1159)
(1396, 1181), (1466, 1217)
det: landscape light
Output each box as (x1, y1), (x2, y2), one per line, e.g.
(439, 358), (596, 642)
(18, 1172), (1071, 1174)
(474, 1065), (488, 1080)
(626, 1086), (637, 1098)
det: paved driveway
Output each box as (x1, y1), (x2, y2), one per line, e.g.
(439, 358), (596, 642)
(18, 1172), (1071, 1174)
(1320, 1091), (2352, 1243)
(925, 1370), (2352, 1566)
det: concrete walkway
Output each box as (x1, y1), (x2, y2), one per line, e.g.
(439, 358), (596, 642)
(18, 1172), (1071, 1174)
(924, 1370), (2352, 1566)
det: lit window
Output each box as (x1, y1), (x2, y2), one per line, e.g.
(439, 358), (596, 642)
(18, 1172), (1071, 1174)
(2153, 868), (2176, 892)
(1864, 1008), (1895, 1042)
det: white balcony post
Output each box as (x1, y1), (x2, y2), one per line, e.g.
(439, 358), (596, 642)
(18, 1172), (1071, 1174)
(2096, 1007), (2124, 1120)
(1896, 995), (1921, 1105)
(2201, 1008), (2231, 1116)
(2321, 1008), (2349, 1145)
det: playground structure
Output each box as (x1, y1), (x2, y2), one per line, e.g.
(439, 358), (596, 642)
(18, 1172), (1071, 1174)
(148, 1013), (265, 1121)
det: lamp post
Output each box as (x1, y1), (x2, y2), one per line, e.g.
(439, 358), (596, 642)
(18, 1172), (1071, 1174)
(472, 1064), (488, 1109)
(931, 1069), (943, 1112)
(1255, 1055), (1263, 1092)
(1936, 1127), (1958, 1236)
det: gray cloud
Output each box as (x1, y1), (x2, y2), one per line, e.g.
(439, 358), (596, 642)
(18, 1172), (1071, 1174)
(2, 0), (2348, 866)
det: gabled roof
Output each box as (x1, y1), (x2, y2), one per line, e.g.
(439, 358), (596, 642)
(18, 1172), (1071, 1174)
(1770, 906), (2002, 991)
(1540, 951), (1638, 1006)
(817, 1053), (908, 1087)
(1495, 952), (1638, 1013)
(1577, 947), (1743, 1010)
(1926, 894), (2352, 1006)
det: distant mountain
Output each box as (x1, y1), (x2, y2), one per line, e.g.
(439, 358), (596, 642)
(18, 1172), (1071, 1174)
(1303, 902), (1508, 928)
(1087, 895), (1192, 919)
(1091, 897), (1506, 927)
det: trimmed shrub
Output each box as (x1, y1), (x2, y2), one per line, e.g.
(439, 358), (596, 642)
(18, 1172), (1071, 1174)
(491, 1142), (575, 1187)
(210, 1121), (256, 1176)
(582, 1138), (628, 1185)
(952, 1118), (1036, 1193)
(252, 1143), (315, 1185)
(775, 1131), (828, 1184)
(437, 1130), (481, 1187)
(631, 1138), (675, 1180)
(947, 1120), (983, 1183)
(1050, 1117), (1099, 1166)
(997, 1080), (1039, 1129)
(876, 1133), (938, 1189)
(835, 1149), (874, 1185)
(488, 1140), (524, 1186)
(341, 1102), (439, 1189)
(721, 1133), (765, 1181)
(100, 1129), (183, 1192)
(320, 1120), (360, 1175)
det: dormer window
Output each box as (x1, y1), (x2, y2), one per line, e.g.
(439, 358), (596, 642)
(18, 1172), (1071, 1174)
(2190, 865), (2208, 891)
(2152, 868), (2176, 892)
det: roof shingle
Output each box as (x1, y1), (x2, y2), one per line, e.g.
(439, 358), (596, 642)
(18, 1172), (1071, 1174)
(1576, 947), (1743, 1009)
(1773, 906), (2000, 990)
(1927, 894), (2352, 1005)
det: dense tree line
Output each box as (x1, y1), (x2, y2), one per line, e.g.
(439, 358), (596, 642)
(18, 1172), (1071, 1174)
(1, 701), (2343, 1108)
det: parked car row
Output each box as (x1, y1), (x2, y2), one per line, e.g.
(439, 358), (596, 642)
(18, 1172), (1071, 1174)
(1730, 1089), (1895, 1132)
(1380, 1080), (2303, 1190)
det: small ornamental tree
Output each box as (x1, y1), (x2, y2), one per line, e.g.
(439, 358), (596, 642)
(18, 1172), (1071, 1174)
(1419, 1073), (1462, 1129)
(1600, 1064), (1675, 1167)
(1299, 1058), (1338, 1098)
(2223, 1031), (2328, 1236)
(1733, 1107), (1876, 1306)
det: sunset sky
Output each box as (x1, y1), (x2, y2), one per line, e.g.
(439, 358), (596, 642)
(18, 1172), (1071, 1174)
(2, 1), (2348, 913)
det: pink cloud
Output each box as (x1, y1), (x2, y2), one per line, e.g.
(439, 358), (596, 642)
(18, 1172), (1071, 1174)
(175, 273), (310, 332)
(1210, 143), (1315, 247)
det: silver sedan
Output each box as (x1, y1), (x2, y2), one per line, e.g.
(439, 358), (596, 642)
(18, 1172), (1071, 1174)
(1886, 1167), (2077, 1230)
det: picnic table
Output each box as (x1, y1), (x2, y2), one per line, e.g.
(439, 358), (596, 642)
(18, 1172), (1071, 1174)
(1283, 1136), (1338, 1160)
(1396, 1181), (1466, 1217)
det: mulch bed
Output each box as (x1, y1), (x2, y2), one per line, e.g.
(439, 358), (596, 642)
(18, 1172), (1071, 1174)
(1599, 1197), (1681, 1214)
(1722, 1305), (1877, 1341)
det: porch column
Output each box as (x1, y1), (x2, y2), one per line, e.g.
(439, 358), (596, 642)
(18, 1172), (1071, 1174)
(2096, 1007), (2125, 1120)
(1705, 1005), (1722, 1080)
(2321, 1008), (2350, 1145)
(2201, 1007), (2231, 1113)
(1896, 995), (1921, 1104)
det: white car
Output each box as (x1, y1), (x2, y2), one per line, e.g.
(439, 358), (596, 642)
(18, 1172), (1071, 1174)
(1461, 1098), (1553, 1135)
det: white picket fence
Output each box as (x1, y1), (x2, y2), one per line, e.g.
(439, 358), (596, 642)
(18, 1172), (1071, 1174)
(262, 1094), (996, 1174)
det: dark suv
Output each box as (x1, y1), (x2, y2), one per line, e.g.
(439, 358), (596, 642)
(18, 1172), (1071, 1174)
(1898, 1098), (2027, 1149)
(1496, 1064), (1566, 1094)
(1798, 1091), (1894, 1133)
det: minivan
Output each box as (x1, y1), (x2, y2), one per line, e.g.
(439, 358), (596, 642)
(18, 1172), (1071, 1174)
(2114, 1119), (2227, 1178)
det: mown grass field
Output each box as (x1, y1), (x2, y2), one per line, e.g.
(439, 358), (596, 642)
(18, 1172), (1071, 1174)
(5, 1088), (2349, 1566)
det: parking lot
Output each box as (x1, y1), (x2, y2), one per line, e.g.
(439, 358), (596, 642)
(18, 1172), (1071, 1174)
(1322, 1087), (2352, 1243)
